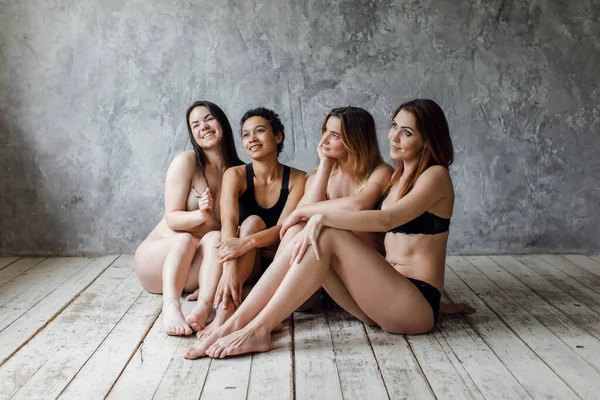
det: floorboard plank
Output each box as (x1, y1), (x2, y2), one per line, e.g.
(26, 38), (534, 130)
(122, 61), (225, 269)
(490, 255), (600, 340)
(443, 261), (578, 400)
(468, 256), (600, 372)
(365, 324), (434, 399)
(407, 325), (484, 399)
(540, 254), (600, 294)
(0, 257), (32, 280)
(0, 255), (119, 364)
(293, 312), (342, 400)
(0, 258), (141, 399)
(60, 287), (162, 398)
(0, 257), (23, 271)
(199, 352), (252, 399)
(436, 303), (530, 399)
(563, 255), (600, 277)
(449, 256), (600, 399)
(107, 302), (188, 399)
(326, 307), (388, 399)
(0, 257), (68, 306)
(590, 254), (600, 264)
(517, 255), (600, 314)
(247, 318), (293, 399)
(151, 300), (211, 400)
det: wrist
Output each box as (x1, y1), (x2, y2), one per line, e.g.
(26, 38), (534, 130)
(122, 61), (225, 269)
(244, 235), (256, 251)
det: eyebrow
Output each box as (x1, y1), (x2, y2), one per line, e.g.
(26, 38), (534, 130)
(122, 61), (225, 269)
(400, 126), (415, 131)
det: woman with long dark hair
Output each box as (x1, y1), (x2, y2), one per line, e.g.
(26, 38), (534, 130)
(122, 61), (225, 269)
(189, 99), (475, 357)
(134, 101), (242, 336)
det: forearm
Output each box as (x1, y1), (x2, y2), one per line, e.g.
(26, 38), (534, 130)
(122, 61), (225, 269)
(245, 226), (281, 250)
(322, 210), (389, 233)
(298, 165), (331, 206)
(166, 210), (210, 231)
(297, 197), (361, 218)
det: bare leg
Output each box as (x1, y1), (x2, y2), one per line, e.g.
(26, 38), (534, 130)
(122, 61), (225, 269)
(196, 216), (267, 337)
(206, 227), (436, 358)
(184, 224), (304, 359)
(185, 231), (222, 331)
(135, 232), (199, 336)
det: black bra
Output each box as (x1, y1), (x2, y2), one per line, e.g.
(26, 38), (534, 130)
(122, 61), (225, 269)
(376, 198), (450, 235)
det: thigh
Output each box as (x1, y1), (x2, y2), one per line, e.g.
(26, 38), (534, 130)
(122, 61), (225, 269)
(134, 233), (194, 293)
(323, 228), (435, 334)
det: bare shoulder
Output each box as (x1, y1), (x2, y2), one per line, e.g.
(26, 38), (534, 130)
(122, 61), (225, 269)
(289, 167), (308, 182)
(168, 151), (196, 175)
(222, 164), (246, 183)
(417, 165), (452, 188)
(367, 162), (394, 185)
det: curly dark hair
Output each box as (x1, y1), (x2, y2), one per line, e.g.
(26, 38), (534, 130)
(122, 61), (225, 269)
(240, 107), (285, 155)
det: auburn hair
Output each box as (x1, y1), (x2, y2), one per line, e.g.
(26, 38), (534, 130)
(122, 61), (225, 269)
(387, 99), (454, 199)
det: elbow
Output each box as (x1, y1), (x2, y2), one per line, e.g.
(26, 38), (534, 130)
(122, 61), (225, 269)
(165, 213), (180, 231)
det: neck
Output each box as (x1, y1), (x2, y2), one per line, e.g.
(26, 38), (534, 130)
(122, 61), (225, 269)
(252, 155), (281, 182)
(202, 147), (226, 171)
(401, 158), (419, 176)
(334, 156), (352, 176)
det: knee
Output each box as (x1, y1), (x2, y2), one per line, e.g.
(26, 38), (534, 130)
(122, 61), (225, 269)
(282, 222), (305, 240)
(174, 232), (197, 252)
(200, 230), (221, 246)
(240, 215), (267, 236)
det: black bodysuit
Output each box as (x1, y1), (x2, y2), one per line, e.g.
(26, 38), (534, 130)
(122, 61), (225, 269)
(238, 163), (291, 229)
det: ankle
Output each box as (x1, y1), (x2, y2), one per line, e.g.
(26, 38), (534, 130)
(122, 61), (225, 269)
(163, 298), (181, 308)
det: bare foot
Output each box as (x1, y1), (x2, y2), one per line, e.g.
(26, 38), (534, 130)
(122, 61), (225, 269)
(184, 336), (212, 359)
(185, 299), (212, 332)
(272, 322), (283, 333)
(196, 304), (235, 341)
(206, 326), (272, 358)
(162, 299), (193, 336)
(186, 289), (199, 301)
(439, 302), (477, 315)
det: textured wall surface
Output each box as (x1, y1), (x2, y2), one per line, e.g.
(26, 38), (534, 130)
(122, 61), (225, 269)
(0, 0), (599, 255)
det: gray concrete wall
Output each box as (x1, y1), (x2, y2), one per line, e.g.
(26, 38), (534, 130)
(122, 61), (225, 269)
(0, 0), (598, 255)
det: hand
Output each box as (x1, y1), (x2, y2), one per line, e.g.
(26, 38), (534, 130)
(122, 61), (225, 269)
(280, 210), (307, 239)
(197, 188), (214, 213)
(216, 237), (252, 263)
(317, 140), (335, 169)
(214, 265), (242, 309)
(290, 214), (325, 265)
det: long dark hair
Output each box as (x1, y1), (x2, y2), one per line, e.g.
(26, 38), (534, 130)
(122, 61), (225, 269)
(185, 101), (243, 174)
(387, 99), (454, 199)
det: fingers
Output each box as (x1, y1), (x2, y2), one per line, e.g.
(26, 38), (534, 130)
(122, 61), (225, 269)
(231, 285), (241, 308)
(279, 224), (288, 240)
(311, 237), (320, 261)
(294, 239), (310, 265)
(222, 293), (229, 309)
(214, 287), (222, 309)
(290, 241), (301, 266)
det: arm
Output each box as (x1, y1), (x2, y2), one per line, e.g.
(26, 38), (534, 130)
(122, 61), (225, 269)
(219, 167), (244, 242)
(164, 152), (213, 232)
(298, 163), (393, 216)
(246, 171), (307, 249)
(321, 166), (452, 233)
(297, 162), (333, 206)
(217, 170), (307, 263)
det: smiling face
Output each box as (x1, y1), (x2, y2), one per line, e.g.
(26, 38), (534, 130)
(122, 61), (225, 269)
(388, 109), (425, 162)
(241, 116), (282, 159)
(319, 116), (348, 161)
(188, 106), (222, 149)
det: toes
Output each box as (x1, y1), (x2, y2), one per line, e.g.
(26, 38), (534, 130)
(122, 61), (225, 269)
(184, 326), (193, 336)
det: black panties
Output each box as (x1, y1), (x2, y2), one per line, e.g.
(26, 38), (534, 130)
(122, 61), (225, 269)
(408, 278), (441, 325)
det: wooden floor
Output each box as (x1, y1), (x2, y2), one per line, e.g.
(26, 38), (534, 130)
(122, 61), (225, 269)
(1, 254), (600, 399)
